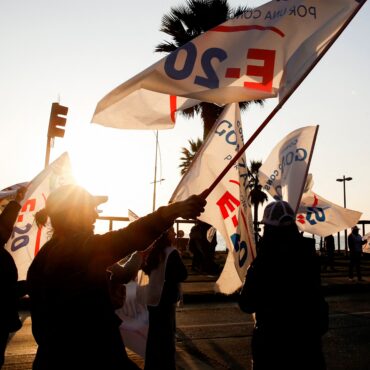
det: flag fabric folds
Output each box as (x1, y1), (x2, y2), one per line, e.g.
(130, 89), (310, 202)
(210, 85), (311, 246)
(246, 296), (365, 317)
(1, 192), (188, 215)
(259, 125), (318, 213)
(259, 125), (361, 237)
(171, 103), (255, 294)
(296, 190), (362, 238)
(92, 0), (363, 129)
(4, 152), (75, 280)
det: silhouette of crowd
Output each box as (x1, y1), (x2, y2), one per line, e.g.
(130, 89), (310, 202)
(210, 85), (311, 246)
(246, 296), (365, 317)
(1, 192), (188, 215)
(1, 185), (335, 370)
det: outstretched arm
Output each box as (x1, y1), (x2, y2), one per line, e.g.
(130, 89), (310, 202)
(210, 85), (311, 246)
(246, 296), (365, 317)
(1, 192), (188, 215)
(0, 186), (27, 244)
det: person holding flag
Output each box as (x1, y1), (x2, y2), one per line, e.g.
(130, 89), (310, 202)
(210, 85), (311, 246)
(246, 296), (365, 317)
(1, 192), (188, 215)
(0, 185), (27, 369)
(26, 184), (206, 370)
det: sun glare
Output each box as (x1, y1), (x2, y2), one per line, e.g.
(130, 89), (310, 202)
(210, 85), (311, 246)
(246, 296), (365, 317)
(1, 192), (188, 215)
(64, 124), (157, 218)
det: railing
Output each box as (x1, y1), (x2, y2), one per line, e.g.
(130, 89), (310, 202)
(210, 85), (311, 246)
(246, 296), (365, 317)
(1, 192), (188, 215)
(97, 216), (370, 254)
(97, 216), (195, 233)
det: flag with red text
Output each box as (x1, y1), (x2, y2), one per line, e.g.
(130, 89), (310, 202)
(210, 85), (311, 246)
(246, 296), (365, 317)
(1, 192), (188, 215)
(92, 0), (364, 129)
(296, 190), (362, 237)
(5, 152), (75, 280)
(171, 103), (255, 294)
(259, 125), (318, 213)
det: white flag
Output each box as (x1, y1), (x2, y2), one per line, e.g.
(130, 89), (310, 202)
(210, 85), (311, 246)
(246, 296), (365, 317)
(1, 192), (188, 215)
(5, 152), (75, 280)
(92, 0), (364, 129)
(171, 103), (255, 294)
(259, 125), (318, 213)
(296, 190), (362, 237)
(363, 233), (370, 254)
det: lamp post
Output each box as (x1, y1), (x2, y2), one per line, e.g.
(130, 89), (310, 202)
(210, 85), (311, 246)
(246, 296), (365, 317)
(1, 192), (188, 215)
(336, 175), (353, 252)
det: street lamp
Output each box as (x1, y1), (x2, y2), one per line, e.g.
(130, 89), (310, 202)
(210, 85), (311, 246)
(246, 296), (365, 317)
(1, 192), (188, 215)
(336, 175), (353, 252)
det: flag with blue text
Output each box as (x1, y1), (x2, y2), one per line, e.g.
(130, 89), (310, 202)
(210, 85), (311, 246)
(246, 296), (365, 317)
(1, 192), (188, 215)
(259, 125), (318, 213)
(5, 152), (75, 280)
(92, 0), (364, 129)
(296, 190), (362, 237)
(171, 103), (255, 294)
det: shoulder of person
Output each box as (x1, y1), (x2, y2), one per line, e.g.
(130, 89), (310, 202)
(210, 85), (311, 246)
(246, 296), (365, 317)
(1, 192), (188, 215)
(300, 236), (317, 254)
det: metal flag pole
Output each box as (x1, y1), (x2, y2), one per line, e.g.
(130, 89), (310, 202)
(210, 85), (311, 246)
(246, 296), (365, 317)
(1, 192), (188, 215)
(152, 130), (159, 212)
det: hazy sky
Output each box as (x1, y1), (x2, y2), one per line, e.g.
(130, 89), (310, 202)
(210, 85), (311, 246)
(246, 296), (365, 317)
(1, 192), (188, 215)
(1, 0), (369, 224)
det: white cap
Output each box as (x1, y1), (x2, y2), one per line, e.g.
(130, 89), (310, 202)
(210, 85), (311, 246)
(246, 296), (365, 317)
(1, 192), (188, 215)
(261, 200), (295, 226)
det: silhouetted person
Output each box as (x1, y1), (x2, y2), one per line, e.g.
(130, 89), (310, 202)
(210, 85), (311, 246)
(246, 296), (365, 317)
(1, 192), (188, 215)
(0, 186), (27, 369)
(322, 234), (335, 272)
(239, 200), (328, 370)
(175, 229), (188, 256)
(348, 225), (366, 281)
(26, 184), (206, 370)
(143, 227), (187, 370)
(188, 221), (218, 275)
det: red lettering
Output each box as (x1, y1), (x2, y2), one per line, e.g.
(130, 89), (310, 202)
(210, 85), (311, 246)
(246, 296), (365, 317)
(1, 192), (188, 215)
(216, 191), (240, 221)
(17, 198), (36, 223)
(244, 48), (275, 92)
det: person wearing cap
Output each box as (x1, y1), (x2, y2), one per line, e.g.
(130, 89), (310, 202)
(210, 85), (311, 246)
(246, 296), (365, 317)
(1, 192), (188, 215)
(348, 225), (366, 281)
(0, 186), (27, 369)
(26, 184), (206, 370)
(238, 200), (328, 370)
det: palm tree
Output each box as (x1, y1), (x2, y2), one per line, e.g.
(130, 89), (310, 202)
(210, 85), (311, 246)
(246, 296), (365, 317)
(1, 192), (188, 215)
(247, 160), (268, 243)
(155, 0), (263, 139)
(179, 138), (203, 175)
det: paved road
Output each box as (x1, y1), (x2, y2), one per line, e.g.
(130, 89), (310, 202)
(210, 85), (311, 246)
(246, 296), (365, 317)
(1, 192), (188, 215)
(4, 291), (370, 370)
(4, 252), (370, 369)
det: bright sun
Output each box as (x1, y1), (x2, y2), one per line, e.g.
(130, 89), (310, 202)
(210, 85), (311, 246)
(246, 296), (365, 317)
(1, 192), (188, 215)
(64, 123), (160, 219)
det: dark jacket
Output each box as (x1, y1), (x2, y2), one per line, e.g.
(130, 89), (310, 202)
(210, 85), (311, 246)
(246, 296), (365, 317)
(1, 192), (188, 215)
(27, 209), (175, 370)
(239, 226), (328, 369)
(0, 201), (23, 333)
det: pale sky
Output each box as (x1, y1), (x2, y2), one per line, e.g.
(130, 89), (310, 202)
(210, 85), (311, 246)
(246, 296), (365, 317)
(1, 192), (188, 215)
(0, 0), (369, 225)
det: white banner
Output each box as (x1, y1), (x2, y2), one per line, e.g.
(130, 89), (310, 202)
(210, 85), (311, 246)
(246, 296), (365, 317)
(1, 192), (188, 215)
(171, 103), (255, 294)
(297, 190), (362, 237)
(259, 125), (318, 213)
(92, 0), (363, 129)
(363, 233), (370, 253)
(5, 152), (75, 280)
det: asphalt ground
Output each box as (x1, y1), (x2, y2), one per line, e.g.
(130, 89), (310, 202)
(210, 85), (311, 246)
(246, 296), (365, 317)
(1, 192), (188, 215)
(4, 252), (370, 369)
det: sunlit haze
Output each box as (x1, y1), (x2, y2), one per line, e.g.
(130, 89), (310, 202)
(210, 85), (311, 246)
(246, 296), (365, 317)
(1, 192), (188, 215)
(1, 0), (369, 226)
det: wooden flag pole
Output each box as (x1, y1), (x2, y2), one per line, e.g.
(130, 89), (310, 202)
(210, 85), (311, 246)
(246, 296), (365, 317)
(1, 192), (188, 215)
(202, 0), (367, 199)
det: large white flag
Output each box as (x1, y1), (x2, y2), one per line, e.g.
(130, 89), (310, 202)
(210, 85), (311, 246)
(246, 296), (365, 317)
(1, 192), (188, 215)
(5, 152), (75, 280)
(171, 103), (255, 294)
(259, 125), (318, 213)
(296, 190), (362, 237)
(92, 0), (364, 129)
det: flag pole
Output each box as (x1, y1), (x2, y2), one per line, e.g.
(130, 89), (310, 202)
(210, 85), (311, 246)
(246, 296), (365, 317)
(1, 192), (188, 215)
(202, 0), (367, 199)
(152, 130), (159, 211)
